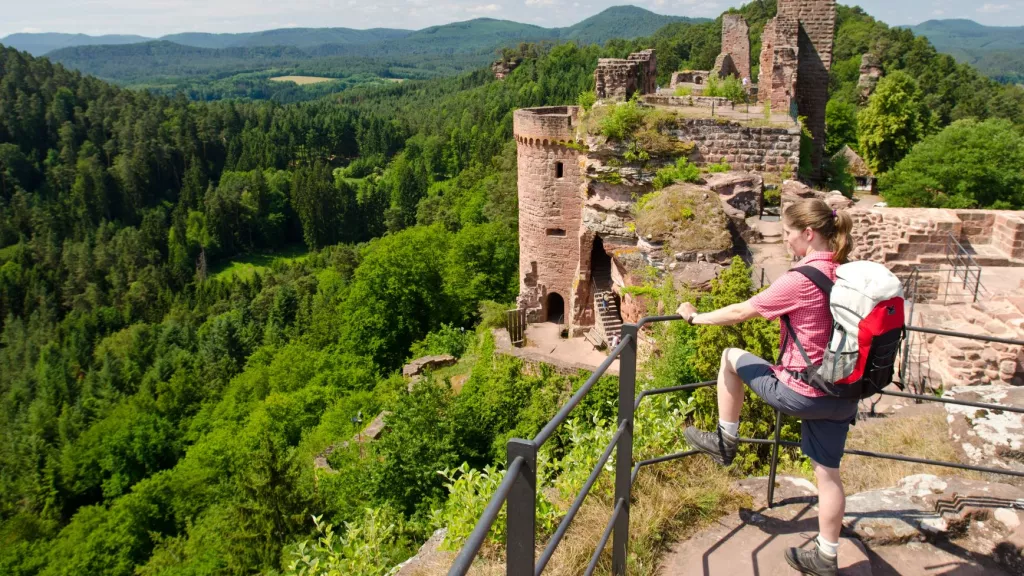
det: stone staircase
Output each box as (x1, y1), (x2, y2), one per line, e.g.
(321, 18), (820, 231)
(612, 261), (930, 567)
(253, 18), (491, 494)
(592, 257), (622, 344)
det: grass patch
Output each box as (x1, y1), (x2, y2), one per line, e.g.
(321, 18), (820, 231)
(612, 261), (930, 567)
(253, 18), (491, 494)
(634, 184), (731, 254)
(841, 409), (983, 493)
(404, 458), (743, 576)
(209, 244), (310, 282)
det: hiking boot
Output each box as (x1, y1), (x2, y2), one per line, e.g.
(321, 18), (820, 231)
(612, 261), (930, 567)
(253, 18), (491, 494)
(683, 426), (737, 466)
(784, 546), (838, 576)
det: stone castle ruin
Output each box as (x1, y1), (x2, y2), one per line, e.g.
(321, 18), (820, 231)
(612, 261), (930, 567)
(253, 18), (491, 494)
(511, 0), (1022, 391)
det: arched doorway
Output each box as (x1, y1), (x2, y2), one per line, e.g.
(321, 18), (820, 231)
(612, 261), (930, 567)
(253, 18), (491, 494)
(546, 293), (565, 324)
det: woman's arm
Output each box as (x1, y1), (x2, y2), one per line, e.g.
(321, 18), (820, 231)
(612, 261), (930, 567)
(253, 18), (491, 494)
(676, 300), (762, 326)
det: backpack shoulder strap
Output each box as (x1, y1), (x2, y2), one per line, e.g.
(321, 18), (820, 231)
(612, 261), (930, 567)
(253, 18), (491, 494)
(791, 265), (834, 296)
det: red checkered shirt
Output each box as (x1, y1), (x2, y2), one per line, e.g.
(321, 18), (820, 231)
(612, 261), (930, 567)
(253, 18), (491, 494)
(749, 251), (839, 398)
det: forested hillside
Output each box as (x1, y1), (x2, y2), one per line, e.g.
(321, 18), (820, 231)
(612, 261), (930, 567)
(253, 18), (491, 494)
(2, 2), (1024, 575)
(909, 19), (1024, 84)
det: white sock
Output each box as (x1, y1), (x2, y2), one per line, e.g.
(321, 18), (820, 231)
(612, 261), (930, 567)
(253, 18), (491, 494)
(816, 535), (839, 557)
(718, 419), (739, 438)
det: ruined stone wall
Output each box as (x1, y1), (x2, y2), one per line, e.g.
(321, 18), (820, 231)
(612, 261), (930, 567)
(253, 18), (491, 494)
(757, 17), (799, 115)
(642, 94), (735, 109)
(664, 119), (801, 172)
(514, 108), (585, 323)
(711, 53), (739, 79)
(595, 59), (639, 100)
(994, 213), (1024, 259)
(721, 14), (751, 80)
(628, 49), (658, 95)
(670, 71), (710, 87)
(847, 208), (962, 270)
(778, 0), (836, 178)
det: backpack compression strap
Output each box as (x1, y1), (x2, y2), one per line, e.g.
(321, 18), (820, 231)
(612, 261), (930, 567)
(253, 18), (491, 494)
(779, 266), (835, 370)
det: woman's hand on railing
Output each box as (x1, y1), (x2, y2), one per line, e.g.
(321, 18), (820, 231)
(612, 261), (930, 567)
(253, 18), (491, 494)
(676, 302), (697, 323)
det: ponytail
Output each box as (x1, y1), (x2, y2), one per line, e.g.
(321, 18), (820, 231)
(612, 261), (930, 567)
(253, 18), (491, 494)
(782, 198), (855, 264)
(830, 210), (854, 264)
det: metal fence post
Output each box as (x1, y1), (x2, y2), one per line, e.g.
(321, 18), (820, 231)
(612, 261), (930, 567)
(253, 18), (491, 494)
(613, 324), (638, 575)
(506, 439), (537, 576)
(766, 409), (783, 508)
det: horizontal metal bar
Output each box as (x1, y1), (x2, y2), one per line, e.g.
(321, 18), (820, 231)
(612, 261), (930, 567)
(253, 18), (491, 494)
(905, 325), (1024, 346)
(637, 314), (685, 330)
(878, 389), (1024, 414)
(844, 448), (1024, 478)
(536, 421), (626, 574)
(634, 380), (716, 410)
(584, 498), (625, 576)
(448, 456), (525, 576)
(533, 334), (633, 448)
(631, 450), (699, 486)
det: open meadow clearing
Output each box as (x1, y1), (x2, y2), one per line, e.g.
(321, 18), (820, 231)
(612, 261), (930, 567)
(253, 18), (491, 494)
(269, 75), (335, 85)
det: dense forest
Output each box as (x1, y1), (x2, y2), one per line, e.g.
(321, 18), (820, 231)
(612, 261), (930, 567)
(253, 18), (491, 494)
(2, 1), (1024, 575)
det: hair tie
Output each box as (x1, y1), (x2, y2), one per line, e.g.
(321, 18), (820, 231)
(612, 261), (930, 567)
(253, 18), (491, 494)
(831, 210), (837, 218)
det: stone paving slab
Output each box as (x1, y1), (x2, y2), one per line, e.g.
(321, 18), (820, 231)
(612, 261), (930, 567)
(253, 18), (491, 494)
(657, 476), (871, 575)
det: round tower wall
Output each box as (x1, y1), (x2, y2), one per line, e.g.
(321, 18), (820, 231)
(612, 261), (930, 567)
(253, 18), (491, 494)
(515, 129), (584, 324)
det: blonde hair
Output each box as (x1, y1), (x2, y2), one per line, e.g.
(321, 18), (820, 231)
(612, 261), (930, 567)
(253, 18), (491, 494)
(782, 198), (854, 263)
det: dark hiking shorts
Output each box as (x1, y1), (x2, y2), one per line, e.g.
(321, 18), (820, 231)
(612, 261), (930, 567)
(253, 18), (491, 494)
(735, 353), (858, 469)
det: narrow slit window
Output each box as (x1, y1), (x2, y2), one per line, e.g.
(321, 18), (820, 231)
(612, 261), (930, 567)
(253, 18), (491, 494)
(555, 162), (564, 179)
(546, 228), (566, 237)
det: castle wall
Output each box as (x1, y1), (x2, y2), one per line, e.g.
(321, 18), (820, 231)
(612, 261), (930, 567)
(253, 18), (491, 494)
(514, 108), (585, 324)
(628, 49), (658, 95)
(595, 59), (640, 100)
(778, 0), (836, 178)
(721, 14), (751, 80)
(664, 119), (801, 172)
(757, 17), (799, 115)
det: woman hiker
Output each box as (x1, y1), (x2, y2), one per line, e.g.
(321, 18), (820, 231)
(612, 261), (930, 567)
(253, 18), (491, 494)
(675, 198), (855, 576)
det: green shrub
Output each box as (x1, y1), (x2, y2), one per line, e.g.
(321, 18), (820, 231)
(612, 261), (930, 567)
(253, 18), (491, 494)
(577, 90), (597, 112)
(409, 323), (473, 359)
(704, 75), (746, 104)
(284, 509), (414, 576)
(600, 97), (649, 141)
(653, 157), (702, 190)
(477, 300), (511, 330)
(763, 188), (781, 207)
(705, 159), (731, 173)
(674, 86), (693, 97)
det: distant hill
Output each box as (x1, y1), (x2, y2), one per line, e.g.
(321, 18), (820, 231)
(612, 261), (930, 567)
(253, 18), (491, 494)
(32, 6), (708, 84)
(556, 5), (703, 45)
(909, 19), (1024, 83)
(0, 32), (150, 55)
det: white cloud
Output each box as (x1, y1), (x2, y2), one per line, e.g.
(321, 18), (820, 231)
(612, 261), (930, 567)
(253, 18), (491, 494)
(932, 9), (945, 15)
(20, 27), (42, 33)
(525, 0), (555, 5)
(978, 3), (1011, 12)
(466, 3), (501, 12)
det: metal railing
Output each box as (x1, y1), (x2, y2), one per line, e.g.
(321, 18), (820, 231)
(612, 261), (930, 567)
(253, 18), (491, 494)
(944, 233), (985, 303)
(448, 316), (1024, 576)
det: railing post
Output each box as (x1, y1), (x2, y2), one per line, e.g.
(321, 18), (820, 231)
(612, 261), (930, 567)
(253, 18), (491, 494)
(766, 409), (783, 508)
(974, 269), (981, 303)
(506, 438), (537, 576)
(613, 324), (638, 575)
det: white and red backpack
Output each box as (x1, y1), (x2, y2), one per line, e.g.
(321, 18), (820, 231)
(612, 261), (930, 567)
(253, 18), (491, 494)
(782, 261), (906, 399)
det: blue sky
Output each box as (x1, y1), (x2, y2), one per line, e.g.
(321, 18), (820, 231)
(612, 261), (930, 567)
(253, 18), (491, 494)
(2, 1), (1023, 39)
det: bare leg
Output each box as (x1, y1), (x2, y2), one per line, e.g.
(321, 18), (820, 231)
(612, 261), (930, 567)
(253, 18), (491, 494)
(717, 347), (747, 423)
(814, 461), (845, 543)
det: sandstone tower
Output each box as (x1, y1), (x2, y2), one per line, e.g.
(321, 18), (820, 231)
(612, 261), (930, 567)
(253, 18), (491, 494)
(720, 14), (751, 81)
(758, 0), (836, 178)
(513, 106), (585, 324)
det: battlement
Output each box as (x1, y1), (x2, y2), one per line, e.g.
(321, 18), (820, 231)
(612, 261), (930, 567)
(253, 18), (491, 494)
(513, 106), (581, 144)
